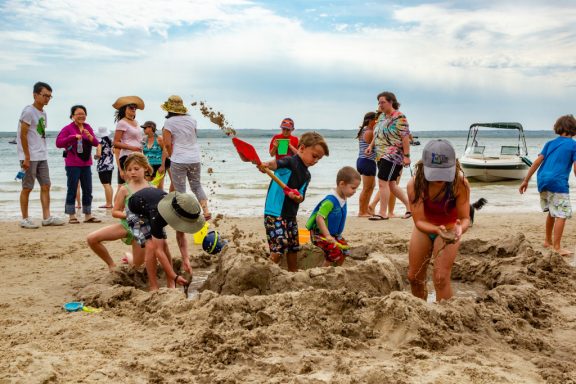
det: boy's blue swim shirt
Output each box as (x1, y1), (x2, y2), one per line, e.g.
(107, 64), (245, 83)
(536, 136), (576, 193)
(264, 155), (310, 218)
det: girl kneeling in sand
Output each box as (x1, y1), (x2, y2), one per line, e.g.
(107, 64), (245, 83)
(407, 139), (470, 301)
(87, 153), (150, 273)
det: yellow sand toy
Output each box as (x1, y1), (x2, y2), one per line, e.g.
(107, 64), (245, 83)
(150, 170), (165, 187)
(193, 222), (210, 244)
(63, 301), (102, 313)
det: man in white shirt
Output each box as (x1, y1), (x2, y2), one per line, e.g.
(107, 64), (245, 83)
(17, 82), (64, 228)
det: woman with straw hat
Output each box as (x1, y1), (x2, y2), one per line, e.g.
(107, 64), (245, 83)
(112, 96), (145, 188)
(161, 95), (210, 217)
(161, 95), (211, 267)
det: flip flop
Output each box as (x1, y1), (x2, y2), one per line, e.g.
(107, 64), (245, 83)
(98, 205), (113, 209)
(69, 217), (80, 224)
(84, 217), (102, 223)
(402, 212), (413, 219)
(368, 214), (389, 221)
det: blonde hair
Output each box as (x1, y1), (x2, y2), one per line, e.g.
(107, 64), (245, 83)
(299, 131), (329, 156)
(337, 166), (361, 184)
(123, 152), (153, 176)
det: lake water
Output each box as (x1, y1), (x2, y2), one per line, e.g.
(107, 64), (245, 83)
(1, 132), (574, 221)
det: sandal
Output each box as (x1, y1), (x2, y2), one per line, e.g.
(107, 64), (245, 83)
(69, 217), (80, 224)
(98, 205), (113, 209)
(84, 217), (102, 223)
(402, 212), (412, 219)
(368, 214), (389, 221)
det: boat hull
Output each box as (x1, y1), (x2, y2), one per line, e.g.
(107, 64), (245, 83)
(461, 157), (529, 182)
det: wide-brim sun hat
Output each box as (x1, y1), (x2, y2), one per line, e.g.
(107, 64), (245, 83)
(96, 126), (110, 138)
(157, 191), (205, 234)
(161, 95), (188, 114)
(112, 96), (145, 110)
(422, 139), (456, 182)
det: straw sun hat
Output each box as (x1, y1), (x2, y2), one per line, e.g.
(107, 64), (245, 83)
(157, 191), (205, 234)
(160, 95), (188, 114)
(112, 96), (145, 110)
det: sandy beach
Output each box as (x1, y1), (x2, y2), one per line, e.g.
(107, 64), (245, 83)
(1, 212), (576, 383)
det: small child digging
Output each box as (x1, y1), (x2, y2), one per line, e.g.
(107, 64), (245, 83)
(306, 166), (361, 267)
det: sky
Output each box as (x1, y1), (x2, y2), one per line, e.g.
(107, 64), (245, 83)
(0, 0), (575, 133)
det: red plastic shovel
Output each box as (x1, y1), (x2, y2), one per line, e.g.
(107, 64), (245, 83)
(232, 137), (301, 197)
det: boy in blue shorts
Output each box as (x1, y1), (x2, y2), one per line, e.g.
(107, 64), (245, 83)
(306, 166), (361, 266)
(261, 132), (329, 272)
(519, 114), (576, 256)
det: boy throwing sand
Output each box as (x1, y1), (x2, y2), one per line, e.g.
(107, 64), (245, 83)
(260, 132), (329, 272)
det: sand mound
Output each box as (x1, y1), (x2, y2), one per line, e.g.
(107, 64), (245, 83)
(69, 232), (576, 382)
(200, 246), (404, 296)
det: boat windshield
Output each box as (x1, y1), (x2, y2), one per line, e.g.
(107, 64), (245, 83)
(465, 127), (528, 157)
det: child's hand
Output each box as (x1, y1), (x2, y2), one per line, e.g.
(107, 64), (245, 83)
(182, 258), (192, 275)
(519, 180), (528, 194)
(364, 145), (373, 155)
(453, 219), (463, 242)
(257, 163), (268, 173)
(438, 225), (457, 244)
(286, 189), (302, 202)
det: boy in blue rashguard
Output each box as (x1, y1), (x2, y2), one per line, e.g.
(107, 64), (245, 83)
(261, 132), (329, 272)
(519, 114), (576, 256)
(306, 166), (361, 266)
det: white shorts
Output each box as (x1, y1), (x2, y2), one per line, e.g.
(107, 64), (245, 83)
(540, 191), (572, 219)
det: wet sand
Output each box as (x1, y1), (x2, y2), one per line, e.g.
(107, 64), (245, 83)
(1, 213), (575, 383)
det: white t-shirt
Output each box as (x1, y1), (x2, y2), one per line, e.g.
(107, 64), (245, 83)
(163, 115), (201, 163)
(116, 119), (143, 158)
(17, 105), (48, 161)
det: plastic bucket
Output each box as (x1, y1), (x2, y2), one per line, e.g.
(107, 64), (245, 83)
(202, 230), (227, 254)
(298, 229), (311, 244)
(277, 139), (290, 155)
(193, 222), (210, 244)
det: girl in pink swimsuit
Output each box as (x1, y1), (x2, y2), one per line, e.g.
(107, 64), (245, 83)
(406, 139), (471, 302)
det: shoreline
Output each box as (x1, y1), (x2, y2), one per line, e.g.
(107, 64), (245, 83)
(1, 214), (576, 383)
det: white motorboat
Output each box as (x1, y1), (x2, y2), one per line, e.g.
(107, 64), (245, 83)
(460, 122), (532, 182)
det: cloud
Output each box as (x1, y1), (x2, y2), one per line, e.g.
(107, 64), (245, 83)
(0, 1), (574, 132)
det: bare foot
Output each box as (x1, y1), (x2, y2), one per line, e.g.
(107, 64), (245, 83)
(554, 248), (574, 256)
(358, 213), (372, 217)
(388, 213), (398, 218)
(367, 206), (375, 216)
(543, 242), (552, 248)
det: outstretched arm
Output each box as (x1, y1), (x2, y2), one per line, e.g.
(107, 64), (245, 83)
(519, 154), (544, 194)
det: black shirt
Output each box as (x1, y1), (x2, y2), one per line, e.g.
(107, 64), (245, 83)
(128, 187), (168, 239)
